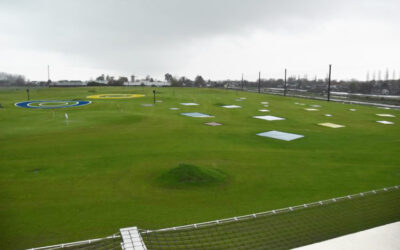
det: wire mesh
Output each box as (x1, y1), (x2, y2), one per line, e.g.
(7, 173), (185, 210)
(139, 186), (400, 250)
(221, 81), (400, 108)
(28, 234), (122, 250)
(31, 186), (400, 250)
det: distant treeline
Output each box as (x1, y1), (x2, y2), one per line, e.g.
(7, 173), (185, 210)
(2, 71), (400, 96)
(0, 72), (27, 86)
(233, 78), (400, 95)
(166, 73), (400, 95)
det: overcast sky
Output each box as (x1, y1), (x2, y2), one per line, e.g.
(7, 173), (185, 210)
(1, 0), (400, 81)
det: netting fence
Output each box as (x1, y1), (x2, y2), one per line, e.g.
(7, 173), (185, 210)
(138, 186), (399, 249)
(31, 185), (400, 250)
(221, 80), (400, 108)
(28, 234), (121, 250)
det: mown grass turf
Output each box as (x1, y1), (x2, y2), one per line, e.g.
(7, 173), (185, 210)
(0, 87), (399, 249)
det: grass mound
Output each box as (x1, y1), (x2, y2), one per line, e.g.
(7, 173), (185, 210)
(158, 164), (226, 188)
(214, 102), (226, 106)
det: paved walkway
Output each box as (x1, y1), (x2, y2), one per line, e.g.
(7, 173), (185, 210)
(295, 222), (400, 250)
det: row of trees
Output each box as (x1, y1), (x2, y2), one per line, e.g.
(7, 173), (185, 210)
(1, 70), (400, 95)
(163, 73), (400, 95)
(0, 72), (27, 86)
(165, 73), (207, 87)
(266, 78), (400, 95)
(90, 74), (160, 86)
(344, 80), (399, 95)
(89, 75), (129, 86)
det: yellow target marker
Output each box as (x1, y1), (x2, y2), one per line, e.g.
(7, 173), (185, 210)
(87, 94), (145, 99)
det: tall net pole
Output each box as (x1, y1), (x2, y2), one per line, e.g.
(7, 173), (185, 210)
(284, 69), (287, 96)
(241, 73), (244, 91)
(327, 64), (332, 101)
(47, 65), (50, 84)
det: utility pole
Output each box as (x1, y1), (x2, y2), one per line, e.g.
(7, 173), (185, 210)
(284, 68), (287, 96)
(327, 64), (332, 102)
(241, 73), (244, 91)
(258, 71), (261, 93)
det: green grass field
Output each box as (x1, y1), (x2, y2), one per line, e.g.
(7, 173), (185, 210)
(0, 87), (399, 249)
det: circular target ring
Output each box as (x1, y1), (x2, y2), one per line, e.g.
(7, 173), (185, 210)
(87, 94), (145, 99)
(15, 100), (91, 109)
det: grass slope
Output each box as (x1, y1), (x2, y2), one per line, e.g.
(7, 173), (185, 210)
(0, 87), (399, 249)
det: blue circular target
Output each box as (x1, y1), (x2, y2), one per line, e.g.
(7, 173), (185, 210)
(15, 100), (91, 109)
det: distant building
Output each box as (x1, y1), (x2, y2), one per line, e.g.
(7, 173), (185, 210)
(51, 80), (87, 86)
(130, 75), (135, 82)
(93, 80), (107, 85)
(124, 80), (170, 87)
(224, 82), (238, 89)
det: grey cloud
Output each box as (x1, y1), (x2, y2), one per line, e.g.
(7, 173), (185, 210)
(1, 0), (399, 79)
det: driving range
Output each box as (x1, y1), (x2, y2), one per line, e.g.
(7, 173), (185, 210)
(0, 87), (399, 249)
